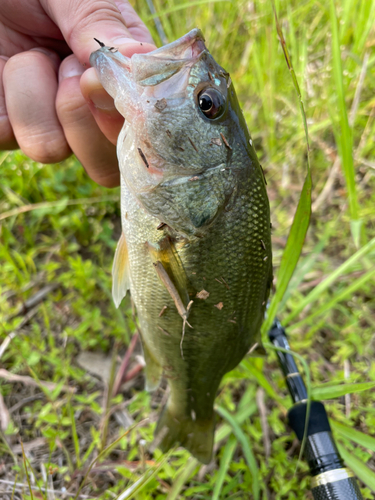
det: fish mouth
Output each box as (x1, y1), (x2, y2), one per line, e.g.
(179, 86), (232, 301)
(90, 29), (207, 89)
(89, 29), (208, 122)
(131, 29), (207, 86)
(144, 28), (206, 61)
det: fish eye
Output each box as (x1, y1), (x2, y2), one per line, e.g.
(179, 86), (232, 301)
(198, 88), (225, 119)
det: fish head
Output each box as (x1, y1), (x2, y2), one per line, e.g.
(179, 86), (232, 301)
(90, 29), (250, 191)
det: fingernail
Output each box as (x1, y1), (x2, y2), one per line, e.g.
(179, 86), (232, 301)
(30, 47), (57, 57)
(59, 57), (85, 82)
(30, 47), (61, 71)
(88, 89), (116, 112)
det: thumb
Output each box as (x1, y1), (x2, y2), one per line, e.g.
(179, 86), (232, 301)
(43, 0), (156, 65)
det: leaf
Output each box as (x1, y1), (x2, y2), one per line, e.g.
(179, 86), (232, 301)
(332, 421), (375, 453)
(311, 381), (375, 400)
(212, 435), (238, 500)
(216, 406), (259, 500)
(337, 443), (375, 492)
(40, 413), (59, 424)
(284, 236), (375, 324)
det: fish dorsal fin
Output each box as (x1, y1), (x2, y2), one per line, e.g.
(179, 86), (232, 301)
(112, 233), (130, 308)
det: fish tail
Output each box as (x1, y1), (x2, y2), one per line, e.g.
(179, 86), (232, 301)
(154, 405), (215, 464)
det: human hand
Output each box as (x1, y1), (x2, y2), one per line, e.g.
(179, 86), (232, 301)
(0, 0), (156, 186)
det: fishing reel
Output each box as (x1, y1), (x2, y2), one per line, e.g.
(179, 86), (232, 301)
(268, 319), (363, 500)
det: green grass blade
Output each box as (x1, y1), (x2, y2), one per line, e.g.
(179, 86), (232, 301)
(68, 402), (81, 469)
(241, 359), (284, 405)
(165, 389), (257, 499)
(166, 458), (199, 500)
(0, 195), (118, 222)
(215, 400), (258, 443)
(312, 381), (375, 400)
(262, 176), (311, 333)
(216, 406), (259, 500)
(291, 267), (375, 329)
(337, 443), (375, 492)
(332, 421), (375, 453)
(278, 228), (330, 310)
(74, 426), (138, 500)
(144, 0), (231, 21)
(20, 441), (34, 500)
(355, 2), (375, 55)
(212, 435), (238, 500)
(116, 452), (171, 500)
(329, 0), (360, 244)
(284, 236), (375, 324)
(262, 3), (312, 333)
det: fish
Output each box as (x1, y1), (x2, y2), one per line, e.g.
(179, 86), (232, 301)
(90, 29), (272, 464)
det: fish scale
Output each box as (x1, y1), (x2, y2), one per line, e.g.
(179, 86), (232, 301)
(91, 29), (272, 463)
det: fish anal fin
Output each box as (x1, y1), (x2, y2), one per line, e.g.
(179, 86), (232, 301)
(112, 233), (130, 308)
(141, 338), (163, 392)
(154, 403), (215, 464)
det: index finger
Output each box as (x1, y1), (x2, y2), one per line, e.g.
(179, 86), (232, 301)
(42, 0), (156, 65)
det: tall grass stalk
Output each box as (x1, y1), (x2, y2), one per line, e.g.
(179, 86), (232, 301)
(262, 1), (312, 334)
(329, 0), (361, 246)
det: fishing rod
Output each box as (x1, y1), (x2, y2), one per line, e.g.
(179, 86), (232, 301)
(268, 318), (364, 500)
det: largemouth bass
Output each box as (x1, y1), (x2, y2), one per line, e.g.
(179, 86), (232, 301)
(90, 29), (272, 464)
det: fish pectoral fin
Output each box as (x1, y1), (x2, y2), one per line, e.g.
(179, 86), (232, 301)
(148, 239), (193, 358)
(141, 338), (163, 391)
(154, 404), (215, 464)
(152, 261), (188, 319)
(112, 232), (130, 308)
(148, 236), (191, 305)
(152, 259), (193, 358)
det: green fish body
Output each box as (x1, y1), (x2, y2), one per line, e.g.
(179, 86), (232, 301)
(90, 29), (272, 463)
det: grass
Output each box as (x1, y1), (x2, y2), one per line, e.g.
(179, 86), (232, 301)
(1, 0), (375, 498)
